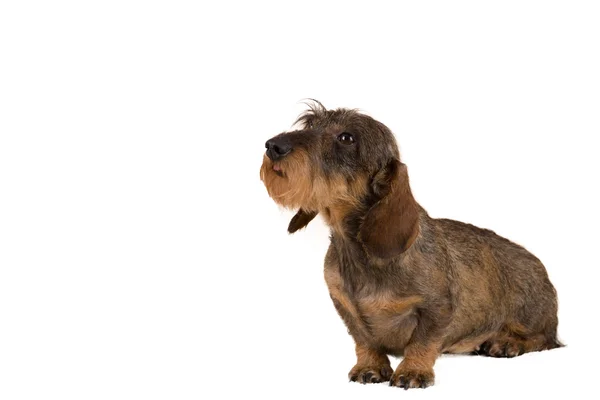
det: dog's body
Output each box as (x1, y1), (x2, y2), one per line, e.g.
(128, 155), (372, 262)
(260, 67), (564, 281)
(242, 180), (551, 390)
(260, 101), (561, 389)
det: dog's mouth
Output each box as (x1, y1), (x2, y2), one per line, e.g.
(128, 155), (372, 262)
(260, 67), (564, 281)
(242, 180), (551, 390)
(273, 164), (285, 177)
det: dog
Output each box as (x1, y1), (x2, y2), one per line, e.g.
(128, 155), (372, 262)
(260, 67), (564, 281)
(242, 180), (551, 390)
(260, 101), (561, 389)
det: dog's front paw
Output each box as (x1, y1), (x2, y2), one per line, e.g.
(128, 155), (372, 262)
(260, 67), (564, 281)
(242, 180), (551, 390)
(389, 367), (434, 389)
(348, 364), (393, 384)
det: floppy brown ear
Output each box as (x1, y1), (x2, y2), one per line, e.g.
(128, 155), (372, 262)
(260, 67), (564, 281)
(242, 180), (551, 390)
(358, 159), (420, 258)
(288, 209), (318, 233)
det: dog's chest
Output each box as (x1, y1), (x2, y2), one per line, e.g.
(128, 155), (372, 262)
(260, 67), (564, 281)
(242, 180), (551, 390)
(325, 265), (418, 352)
(325, 239), (419, 352)
(357, 291), (419, 347)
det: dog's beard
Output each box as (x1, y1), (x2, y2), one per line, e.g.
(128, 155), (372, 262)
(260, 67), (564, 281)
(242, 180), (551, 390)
(260, 152), (313, 210)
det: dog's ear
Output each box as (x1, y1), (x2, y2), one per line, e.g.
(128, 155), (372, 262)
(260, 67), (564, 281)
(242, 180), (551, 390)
(288, 209), (318, 233)
(358, 159), (419, 258)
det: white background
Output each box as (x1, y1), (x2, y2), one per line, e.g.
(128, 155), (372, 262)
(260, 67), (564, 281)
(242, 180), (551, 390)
(1, 1), (599, 399)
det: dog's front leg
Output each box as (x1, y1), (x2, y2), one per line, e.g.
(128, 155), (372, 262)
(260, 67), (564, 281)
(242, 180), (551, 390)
(324, 247), (391, 384)
(325, 272), (391, 383)
(389, 309), (447, 389)
(328, 291), (392, 384)
(348, 343), (393, 384)
(390, 341), (439, 389)
(327, 292), (392, 383)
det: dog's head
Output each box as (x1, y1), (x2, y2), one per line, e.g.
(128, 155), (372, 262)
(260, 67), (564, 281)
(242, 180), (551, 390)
(260, 100), (419, 257)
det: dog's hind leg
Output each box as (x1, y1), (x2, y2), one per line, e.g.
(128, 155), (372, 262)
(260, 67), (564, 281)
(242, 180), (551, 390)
(476, 322), (563, 358)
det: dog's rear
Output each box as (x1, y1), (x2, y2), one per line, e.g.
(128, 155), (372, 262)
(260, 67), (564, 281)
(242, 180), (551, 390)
(260, 101), (561, 389)
(431, 217), (562, 356)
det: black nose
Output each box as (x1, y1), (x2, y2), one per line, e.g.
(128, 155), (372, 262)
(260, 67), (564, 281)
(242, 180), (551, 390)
(265, 138), (292, 161)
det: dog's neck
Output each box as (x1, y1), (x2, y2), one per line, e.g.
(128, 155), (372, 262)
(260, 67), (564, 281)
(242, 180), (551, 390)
(320, 196), (370, 239)
(322, 204), (361, 237)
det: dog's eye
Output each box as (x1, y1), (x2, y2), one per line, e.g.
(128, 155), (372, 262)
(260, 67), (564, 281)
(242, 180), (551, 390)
(337, 132), (355, 145)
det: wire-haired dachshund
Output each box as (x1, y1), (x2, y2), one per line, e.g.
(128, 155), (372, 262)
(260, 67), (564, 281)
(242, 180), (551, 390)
(260, 101), (561, 389)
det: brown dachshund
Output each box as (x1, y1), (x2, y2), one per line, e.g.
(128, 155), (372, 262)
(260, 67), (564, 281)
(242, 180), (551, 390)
(260, 101), (561, 389)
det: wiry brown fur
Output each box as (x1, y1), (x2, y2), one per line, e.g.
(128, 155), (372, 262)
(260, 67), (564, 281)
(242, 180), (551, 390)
(260, 100), (562, 390)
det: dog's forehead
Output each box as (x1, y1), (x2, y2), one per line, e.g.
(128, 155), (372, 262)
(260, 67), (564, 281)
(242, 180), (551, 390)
(295, 108), (369, 130)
